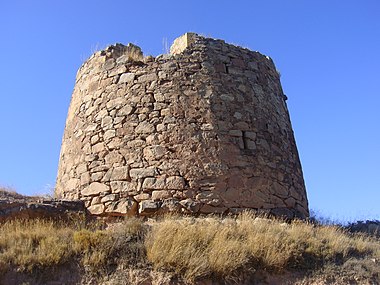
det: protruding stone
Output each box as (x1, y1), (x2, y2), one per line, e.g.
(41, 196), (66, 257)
(110, 181), (135, 193)
(166, 176), (186, 190)
(92, 142), (105, 153)
(130, 168), (155, 179)
(152, 190), (172, 201)
(76, 164), (88, 175)
(196, 191), (221, 206)
(180, 198), (201, 213)
(135, 122), (155, 134)
(82, 182), (109, 196)
(104, 59), (115, 70)
(229, 130), (243, 137)
(133, 193), (150, 202)
(105, 198), (137, 216)
(91, 196), (101, 206)
(245, 131), (256, 140)
(139, 200), (159, 215)
(118, 105), (134, 116)
(80, 172), (91, 186)
(110, 166), (130, 181)
(66, 179), (79, 191)
(159, 198), (181, 213)
(101, 194), (118, 203)
(119, 73), (135, 84)
(143, 145), (166, 160)
(141, 177), (155, 190)
(106, 98), (125, 110)
(271, 182), (288, 198)
(284, 197), (296, 208)
(91, 172), (104, 182)
(105, 152), (124, 165)
(104, 130), (116, 141)
(142, 177), (166, 190)
(109, 65), (127, 77)
(244, 139), (256, 150)
(88, 204), (105, 215)
(138, 73), (157, 83)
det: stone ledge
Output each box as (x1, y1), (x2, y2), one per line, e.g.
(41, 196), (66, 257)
(0, 194), (86, 222)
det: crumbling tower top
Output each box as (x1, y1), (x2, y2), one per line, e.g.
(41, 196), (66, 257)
(169, 32), (197, 55)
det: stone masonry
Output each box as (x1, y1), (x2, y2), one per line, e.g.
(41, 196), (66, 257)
(56, 33), (309, 218)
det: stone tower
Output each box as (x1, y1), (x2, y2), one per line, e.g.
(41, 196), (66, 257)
(56, 33), (309, 218)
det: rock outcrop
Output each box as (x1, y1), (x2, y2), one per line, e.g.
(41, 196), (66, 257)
(56, 33), (309, 218)
(0, 189), (85, 222)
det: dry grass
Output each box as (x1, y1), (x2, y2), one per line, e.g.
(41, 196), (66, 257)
(145, 213), (380, 282)
(0, 213), (379, 283)
(0, 219), (74, 271)
(0, 217), (146, 274)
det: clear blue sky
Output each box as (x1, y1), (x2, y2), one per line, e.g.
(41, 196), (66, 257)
(1, 1), (379, 222)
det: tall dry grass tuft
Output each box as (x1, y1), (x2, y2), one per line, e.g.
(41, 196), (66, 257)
(73, 217), (147, 272)
(146, 213), (380, 282)
(0, 219), (74, 271)
(0, 217), (147, 274)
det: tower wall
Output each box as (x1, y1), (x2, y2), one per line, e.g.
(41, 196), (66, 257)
(56, 33), (309, 218)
